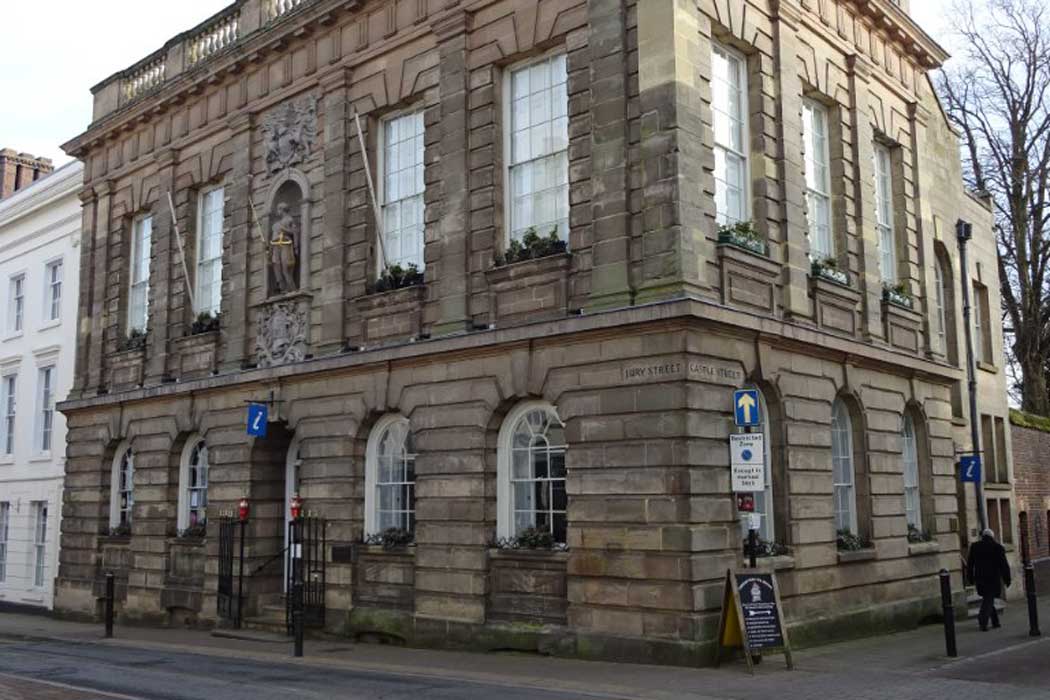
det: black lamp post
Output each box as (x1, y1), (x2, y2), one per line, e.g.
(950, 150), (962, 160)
(956, 219), (988, 533)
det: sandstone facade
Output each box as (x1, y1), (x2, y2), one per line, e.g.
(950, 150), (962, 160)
(56, 0), (1014, 663)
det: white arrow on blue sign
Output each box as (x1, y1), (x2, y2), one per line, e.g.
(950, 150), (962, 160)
(247, 403), (268, 438)
(960, 455), (981, 483)
(734, 389), (761, 427)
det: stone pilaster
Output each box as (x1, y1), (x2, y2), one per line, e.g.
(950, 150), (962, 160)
(318, 67), (352, 353)
(221, 114), (254, 372)
(908, 101), (935, 355)
(847, 56), (885, 342)
(586, 0), (634, 309)
(430, 11), (472, 336)
(71, 186), (98, 400)
(87, 181), (113, 394)
(145, 149), (178, 384)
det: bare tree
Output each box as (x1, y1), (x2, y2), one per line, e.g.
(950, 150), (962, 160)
(938, 0), (1050, 414)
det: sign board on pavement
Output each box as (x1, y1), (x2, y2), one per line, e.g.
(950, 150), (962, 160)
(733, 389), (761, 427)
(714, 569), (793, 672)
(960, 455), (982, 483)
(730, 433), (765, 492)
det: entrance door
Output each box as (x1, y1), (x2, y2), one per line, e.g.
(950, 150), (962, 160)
(283, 440), (302, 592)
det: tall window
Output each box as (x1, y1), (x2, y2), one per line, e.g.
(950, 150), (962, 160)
(111, 446), (135, 529)
(0, 502), (8, 583)
(36, 366), (54, 453)
(803, 100), (832, 258)
(44, 260), (62, 322)
(712, 44), (749, 226)
(2, 374), (14, 456)
(196, 188), (224, 316)
(32, 501), (47, 588)
(506, 53), (569, 243)
(8, 274), (24, 334)
(934, 255), (948, 351)
(179, 440), (209, 533)
(873, 143), (896, 283)
(902, 414), (921, 531)
(365, 415), (416, 535)
(380, 111), (425, 270)
(128, 216), (152, 333)
(498, 403), (567, 542)
(973, 282), (992, 364)
(831, 399), (858, 534)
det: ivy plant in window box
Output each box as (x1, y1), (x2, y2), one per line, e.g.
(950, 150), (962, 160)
(189, 311), (220, 335)
(906, 524), (933, 544)
(368, 263), (424, 294)
(364, 527), (415, 551)
(811, 257), (850, 286)
(494, 227), (567, 267)
(753, 538), (791, 558)
(178, 522), (207, 540)
(882, 282), (914, 310)
(717, 220), (767, 256)
(493, 526), (568, 551)
(120, 328), (147, 352)
(108, 522), (132, 538)
(836, 528), (873, 552)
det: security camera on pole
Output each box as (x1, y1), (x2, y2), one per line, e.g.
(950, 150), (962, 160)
(732, 389), (764, 568)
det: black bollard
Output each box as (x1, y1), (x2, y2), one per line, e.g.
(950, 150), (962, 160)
(292, 580), (304, 657)
(748, 528), (758, 568)
(1024, 562), (1042, 637)
(939, 569), (957, 657)
(104, 572), (115, 639)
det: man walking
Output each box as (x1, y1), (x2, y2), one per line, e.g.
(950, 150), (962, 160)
(967, 528), (1012, 631)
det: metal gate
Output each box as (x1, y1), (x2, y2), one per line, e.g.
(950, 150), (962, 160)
(286, 516), (326, 634)
(217, 516), (243, 627)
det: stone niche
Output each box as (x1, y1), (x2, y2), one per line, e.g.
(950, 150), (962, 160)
(487, 549), (568, 625)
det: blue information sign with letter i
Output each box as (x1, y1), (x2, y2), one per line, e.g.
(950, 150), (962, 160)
(960, 455), (981, 483)
(734, 389), (761, 427)
(247, 403), (268, 438)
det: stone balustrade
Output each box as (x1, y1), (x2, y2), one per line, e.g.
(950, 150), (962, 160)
(94, 0), (317, 121)
(187, 10), (240, 67)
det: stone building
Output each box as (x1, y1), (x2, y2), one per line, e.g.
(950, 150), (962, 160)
(0, 150), (54, 201)
(0, 160), (82, 610)
(55, 0), (1014, 663)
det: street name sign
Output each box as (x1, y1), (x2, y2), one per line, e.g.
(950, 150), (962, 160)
(733, 389), (761, 427)
(730, 433), (765, 492)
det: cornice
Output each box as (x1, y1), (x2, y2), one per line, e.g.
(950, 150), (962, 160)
(0, 162), (84, 230)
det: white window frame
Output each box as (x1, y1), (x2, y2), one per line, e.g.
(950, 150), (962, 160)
(128, 215), (152, 334)
(43, 258), (63, 323)
(364, 414), (416, 536)
(803, 99), (833, 258)
(873, 142), (896, 283)
(0, 502), (8, 583)
(109, 443), (134, 530)
(496, 401), (567, 542)
(711, 42), (751, 226)
(177, 437), (210, 534)
(8, 273), (25, 335)
(831, 399), (858, 535)
(377, 109), (426, 272)
(195, 187), (225, 317)
(1, 373), (15, 457)
(36, 365), (54, 454)
(32, 500), (47, 588)
(902, 414), (922, 531)
(934, 256), (948, 352)
(503, 50), (570, 245)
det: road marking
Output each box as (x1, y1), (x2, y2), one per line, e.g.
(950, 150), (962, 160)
(929, 635), (1050, 672)
(0, 671), (150, 700)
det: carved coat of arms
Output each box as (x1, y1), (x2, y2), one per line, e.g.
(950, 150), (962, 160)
(256, 301), (307, 368)
(263, 96), (317, 174)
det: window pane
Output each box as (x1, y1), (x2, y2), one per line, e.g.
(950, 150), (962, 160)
(380, 112), (426, 270)
(508, 406), (567, 543)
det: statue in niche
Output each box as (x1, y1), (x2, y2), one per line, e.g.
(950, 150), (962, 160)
(269, 201), (299, 295)
(263, 96), (317, 174)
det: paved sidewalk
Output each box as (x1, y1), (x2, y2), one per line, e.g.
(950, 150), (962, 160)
(1, 596), (1048, 700)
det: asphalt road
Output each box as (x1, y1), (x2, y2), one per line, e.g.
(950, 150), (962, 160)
(0, 639), (619, 700)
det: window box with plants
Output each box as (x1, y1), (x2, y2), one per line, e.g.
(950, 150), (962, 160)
(486, 227), (571, 326)
(811, 257), (850, 286)
(108, 331), (148, 391)
(173, 313), (221, 380)
(836, 528), (876, 563)
(881, 280), (923, 353)
(190, 311), (220, 335)
(906, 525), (939, 555)
(357, 264), (427, 346)
(882, 282), (914, 310)
(363, 527), (415, 551)
(717, 221), (768, 257)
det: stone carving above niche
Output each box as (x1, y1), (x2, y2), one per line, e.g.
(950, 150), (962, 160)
(255, 298), (309, 368)
(262, 95), (317, 174)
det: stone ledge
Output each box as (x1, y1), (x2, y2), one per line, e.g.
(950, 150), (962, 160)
(488, 547), (570, 562)
(484, 253), (571, 326)
(356, 285), (426, 347)
(977, 361), (998, 374)
(810, 276), (862, 337)
(753, 554), (796, 571)
(837, 548), (877, 564)
(881, 299), (923, 354)
(907, 541), (941, 557)
(717, 243), (780, 316)
(172, 331), (220, 380)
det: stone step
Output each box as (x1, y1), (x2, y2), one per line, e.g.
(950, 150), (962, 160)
(211, 628), (291, 644)
(965, 593), (1006, 619)
(241, 616), (289, 636)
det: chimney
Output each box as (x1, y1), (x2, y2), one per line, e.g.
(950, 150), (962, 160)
(0, 149), (55, 200)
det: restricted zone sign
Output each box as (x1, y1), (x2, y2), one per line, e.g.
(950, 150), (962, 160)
(714, 569), (793, 672)
(730, 433), (765, 492)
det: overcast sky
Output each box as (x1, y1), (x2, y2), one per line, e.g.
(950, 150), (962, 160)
(0, 0), (955, 167)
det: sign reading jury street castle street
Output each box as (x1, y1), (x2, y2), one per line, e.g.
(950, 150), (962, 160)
(621, 358), (744, 385)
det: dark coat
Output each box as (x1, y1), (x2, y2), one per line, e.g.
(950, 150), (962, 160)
(967, 536), (1012, 598)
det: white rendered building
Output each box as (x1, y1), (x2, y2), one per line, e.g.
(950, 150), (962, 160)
(0, 161), (81, 610)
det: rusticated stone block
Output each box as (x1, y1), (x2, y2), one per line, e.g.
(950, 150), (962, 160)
(484, 254), (571, 326)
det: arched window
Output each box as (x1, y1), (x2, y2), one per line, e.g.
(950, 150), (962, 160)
(178, 439), (209, 534)
(902, 407), (934, 538)
(497, 402), (567, 543)
(831, 399), (857, 535)
(365, 415), (416, 535)
(109, 444), (134, 531)
(902, 414), (921, 530)
(934, 244), (958, 365)
(739, 389), (776, 544)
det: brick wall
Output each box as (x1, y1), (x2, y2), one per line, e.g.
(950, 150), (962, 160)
(1010, 422), (1050, 560)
